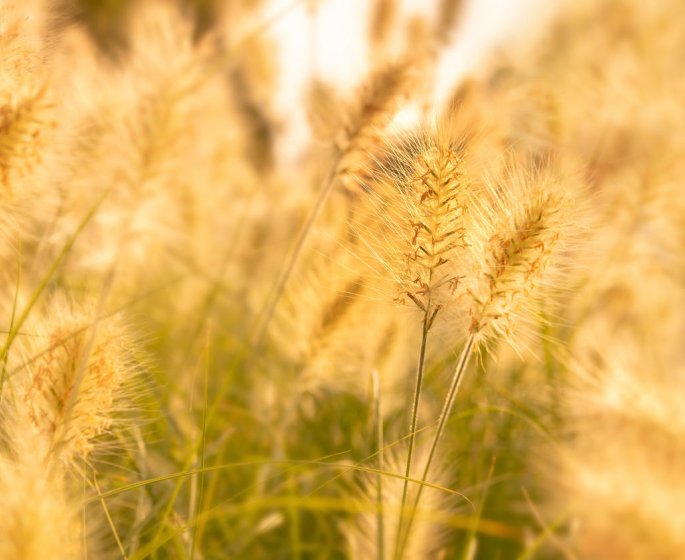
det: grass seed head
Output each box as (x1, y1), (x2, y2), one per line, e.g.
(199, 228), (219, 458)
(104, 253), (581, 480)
(467, 160), (569, 348)
(5, 301), (142, 465)
(356, 126), (475, 330)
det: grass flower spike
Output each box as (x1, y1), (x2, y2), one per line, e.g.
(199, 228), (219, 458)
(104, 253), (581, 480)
(468, 162), (568, 348)
(4, 300), (142, 466)
(356, 125), (475, 559)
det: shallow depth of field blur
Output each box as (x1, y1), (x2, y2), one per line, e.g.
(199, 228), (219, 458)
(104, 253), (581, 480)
(1, 0), (684, 558)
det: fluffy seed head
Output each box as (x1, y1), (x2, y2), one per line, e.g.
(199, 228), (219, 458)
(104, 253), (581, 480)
(467, 161), (568, 346)
(6, 301), (141, 465)
(308, 60), (414, 187)
(356, 127), (474, 326)
(556, 332), (685, 560)
(0, 0), (54, 193)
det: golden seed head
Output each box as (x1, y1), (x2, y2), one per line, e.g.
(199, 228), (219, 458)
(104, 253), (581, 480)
(467, 162), (568, 344)
(356, 127), (473, 323)
(11, 303), (141, 464)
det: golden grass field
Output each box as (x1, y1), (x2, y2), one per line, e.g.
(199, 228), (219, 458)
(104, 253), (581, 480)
(1, 0), (684, 558)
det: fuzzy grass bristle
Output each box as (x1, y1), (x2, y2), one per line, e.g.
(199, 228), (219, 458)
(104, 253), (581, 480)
(356, 126), (474, 322)
(467, 161), (568, 347)
(556, 332), (685, 560)
(0, 0), (54, 193)
(308, 60), (415, 187)
(0, 86), (53, 190)
(5, 301), (142, 465)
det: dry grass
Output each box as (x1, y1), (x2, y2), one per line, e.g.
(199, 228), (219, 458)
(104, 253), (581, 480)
(1, 0), (683, 558)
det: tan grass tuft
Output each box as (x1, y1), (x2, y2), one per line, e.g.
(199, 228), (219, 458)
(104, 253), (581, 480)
(308, 60), (415, 188)
(0, 0), (54, 188)
(356, 126), (474, 322)
(6, 300), (142, 465)
(467, 161), (568, 348)
(557, 332), (685, 560)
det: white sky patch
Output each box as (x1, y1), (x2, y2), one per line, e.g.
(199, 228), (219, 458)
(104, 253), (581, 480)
(261, 0), (556, 164)
(387, 102), (423, 133)
(432, 0), (562, 109)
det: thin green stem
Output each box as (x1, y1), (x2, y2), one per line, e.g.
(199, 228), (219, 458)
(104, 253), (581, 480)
(250, 163), (338, 349)
(393, 308), (431, 560)
(372, 370), (385, 560)
(397, 334), (475, 559)
(190, 330), (210, 560)
(94, 474), (128, 559)
(287, 470), (302, 560)
(88, 459), (469, 506)
(0, 255), (20, 399)
(237, 160), (343, 547)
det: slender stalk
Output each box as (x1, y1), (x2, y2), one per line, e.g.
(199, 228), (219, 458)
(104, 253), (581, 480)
(190, 329), (210, 560)
(201, 163), (339, 548)
(397, 334), (475, 559)
(372, 370), (385, 560)
(250, 164), (338, 349)
(287, 470), (302, 560)
(393, 306), (431, 560)
(0, 256), (21, 398)
(94, 474), (128, 559)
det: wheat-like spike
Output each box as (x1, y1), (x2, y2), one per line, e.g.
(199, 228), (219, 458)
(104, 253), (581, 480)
(0, 296), (144, 554)
(307, 60), (413, 161)
(353, 125), (475, 559)
(368, 0), (397, 54)
(0, 0), (55, 192)
(271, 256), (415, 416)
(436, 0), (466, 45)
(250, 60), (415, 347)
(340, 61), (413, 155)
(467, 161), (567, 348)
(3, 299), (142, 466)
(50, 0), (237, 290)
(395, 158), (571, 558)
(0, 86), (53, 191)
(270, 226), (368, 368)
(264, 212), (417, 432)
(307, 60), (414, 190)
(357, 126), (473, 315)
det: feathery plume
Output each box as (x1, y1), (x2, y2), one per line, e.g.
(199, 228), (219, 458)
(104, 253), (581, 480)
(270, 238), (416, 415)
(307, 60), (415, 188)
(4, 299), (142, 466)
(394, 156), (572, 559)
(356, 126), (474, 319)
(353, 124), (477, 559)
(250, 59), (416, 347)
(0, 0), (54, 192)
(466, 161), (568, 349)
